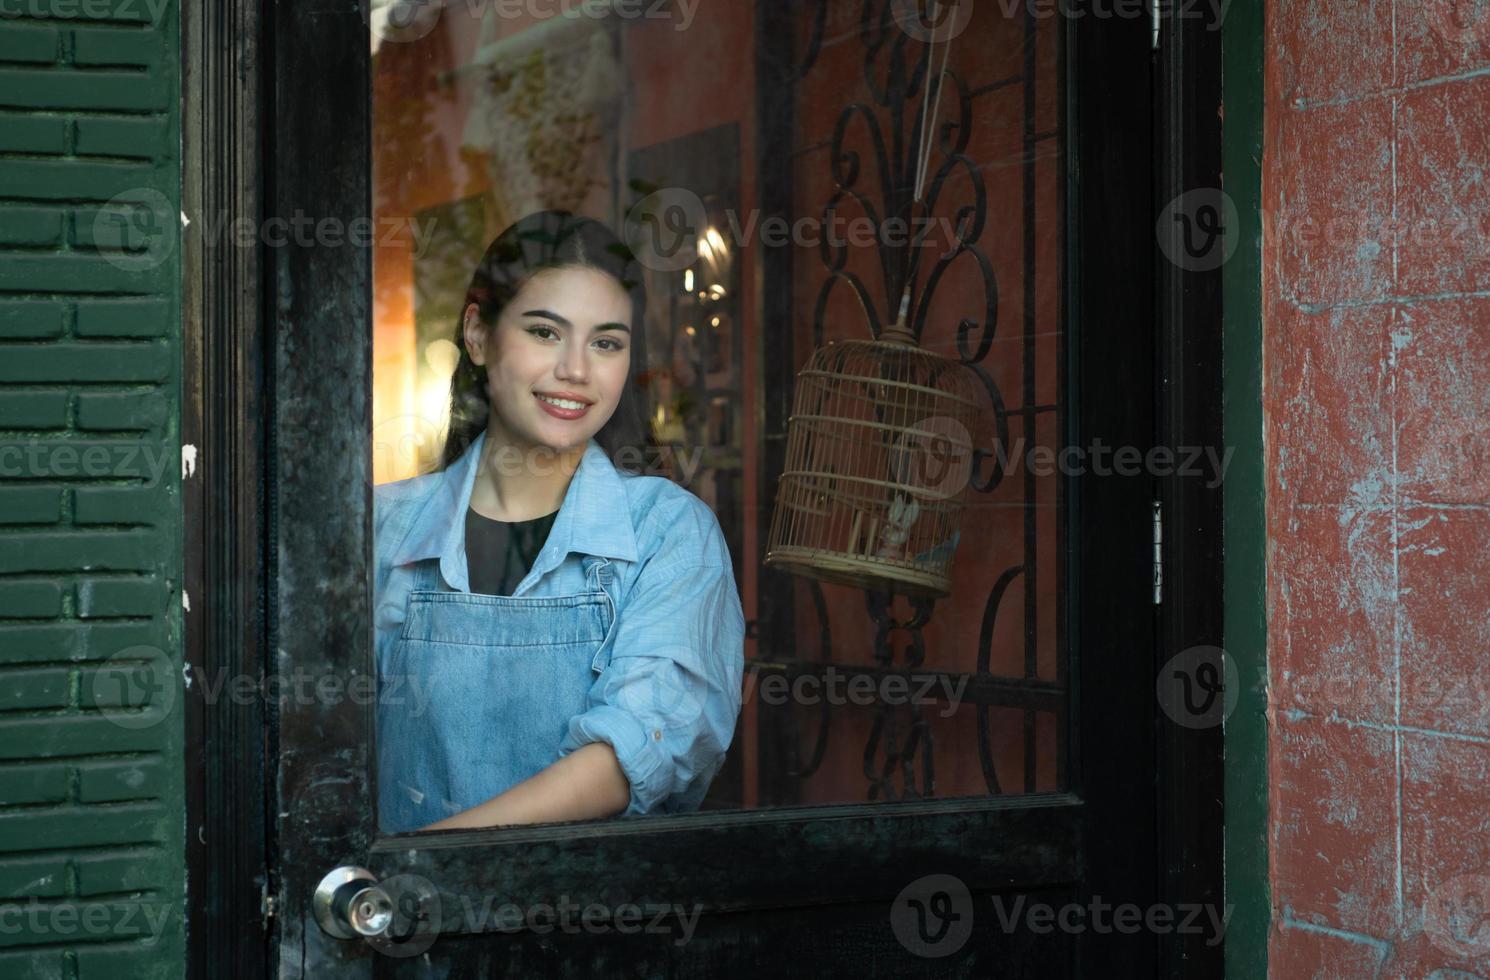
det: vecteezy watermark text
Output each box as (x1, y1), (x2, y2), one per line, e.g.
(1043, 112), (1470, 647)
(366, 874), (703, 958)
(457, 893), (702, 945)
(185, 666), (433, 717)
(743, 665), (969, 718)
(0, 898), (175, 943)
(373, 427), (711, 502)
(986, 0), (1230, 28)
(92, 189), (442, 273)
(890, 873), (1231, 958)
(985, 437), (1234, 488)
(91, 649), (436, 732)
(0, 0), (170, 20)
(194, 210), (439, 255)
(989, 894), (1232, 945)
(0, 440), (175, 484)
(725, 210), (969, 252)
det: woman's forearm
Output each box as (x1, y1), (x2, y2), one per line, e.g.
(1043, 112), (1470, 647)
(418, 741), (631, 831)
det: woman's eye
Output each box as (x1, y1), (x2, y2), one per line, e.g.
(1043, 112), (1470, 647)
(593, 338), (626, 352)
(525, 325), (558, 341)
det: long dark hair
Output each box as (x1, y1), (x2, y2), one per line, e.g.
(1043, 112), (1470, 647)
(435, 210), (652, 473)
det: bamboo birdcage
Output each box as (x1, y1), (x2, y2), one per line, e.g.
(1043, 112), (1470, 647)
(765, 319), (981, 599)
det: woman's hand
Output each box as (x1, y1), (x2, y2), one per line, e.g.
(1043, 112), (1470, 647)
(417, 741), (631, 832)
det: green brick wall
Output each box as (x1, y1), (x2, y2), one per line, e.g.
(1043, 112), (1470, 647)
(0, 2), (185, 978)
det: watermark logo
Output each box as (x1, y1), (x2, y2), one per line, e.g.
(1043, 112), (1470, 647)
(724, 208), (962, 252)
(889, 874), (1233, 956)
(93, 189), (175, 273)
(624, 187), (707, 272)
(0, 0), (171, 23)
(891, 416), (975, 501)
(984, 0), (1230, 29)
(456, 892), (702, 944)
(90, 645), (177, 731)
(194, 210), (438, 255)
(1425, 871), (1490, 963)
(1156, 188), (1239, 272)
(0, 439), (176, 484)
(0, 897), (175, 943)
(890, 873), (975, 958)
(990, 893), (1231, 945)
(1156, 644), (1238, 730)
(982, 437), (1233, 487)
(743, 666), (969, 718)
(366, 873), (443, 957)
(891, 0), (975, 41)
(1424, 0), (1490, 49)
(95, 655), (435, 731)
(370, 416), (713, 502)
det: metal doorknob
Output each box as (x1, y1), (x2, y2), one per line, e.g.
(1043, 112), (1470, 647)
(313, 866), (394, 940)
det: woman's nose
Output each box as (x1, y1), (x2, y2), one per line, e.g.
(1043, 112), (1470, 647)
(554, 342), (589, 383)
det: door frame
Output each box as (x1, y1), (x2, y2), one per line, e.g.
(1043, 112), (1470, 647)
(181, 1), (1227, 976)
(180, 1), (271, 977)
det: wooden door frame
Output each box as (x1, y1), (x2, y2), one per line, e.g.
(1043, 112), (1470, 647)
(180, 1), (1227, 976)
(181, 0), (271, 978)
(1154, 5), (1227, 978)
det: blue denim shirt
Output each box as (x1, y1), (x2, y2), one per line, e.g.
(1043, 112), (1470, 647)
(373, 428), (744, 833)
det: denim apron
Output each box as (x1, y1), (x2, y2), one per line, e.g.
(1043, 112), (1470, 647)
(377, 553), (617, 834)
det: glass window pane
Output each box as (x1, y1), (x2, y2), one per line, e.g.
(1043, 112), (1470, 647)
(371, 0), (1065, 832)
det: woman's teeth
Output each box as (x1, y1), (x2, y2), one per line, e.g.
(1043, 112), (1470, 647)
(537, 394), (587, 410)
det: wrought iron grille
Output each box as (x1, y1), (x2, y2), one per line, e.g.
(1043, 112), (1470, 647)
(754, 0), (1065, 804)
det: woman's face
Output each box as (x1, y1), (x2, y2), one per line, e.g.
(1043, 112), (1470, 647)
(463, 265), (634, 456)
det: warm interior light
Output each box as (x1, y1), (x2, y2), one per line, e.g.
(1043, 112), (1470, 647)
(423, 337), (460, 377)
(705, 226), (727, 256)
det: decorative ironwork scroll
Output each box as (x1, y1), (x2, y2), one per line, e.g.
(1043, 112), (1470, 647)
(785, 0), (1061, 800)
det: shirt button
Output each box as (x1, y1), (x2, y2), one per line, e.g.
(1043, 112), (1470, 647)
(652, 730), (662, 741)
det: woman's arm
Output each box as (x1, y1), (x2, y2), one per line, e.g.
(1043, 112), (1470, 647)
(417, 741), (630, 831)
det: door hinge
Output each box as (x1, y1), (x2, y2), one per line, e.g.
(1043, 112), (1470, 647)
(1152, 498), (1163, 605)
(1150, 0), (1162, 49)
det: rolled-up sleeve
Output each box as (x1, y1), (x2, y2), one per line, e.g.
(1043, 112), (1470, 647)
(558, 514), (745, 816)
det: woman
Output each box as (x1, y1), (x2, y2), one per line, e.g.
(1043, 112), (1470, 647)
(373, 210), (744, 835)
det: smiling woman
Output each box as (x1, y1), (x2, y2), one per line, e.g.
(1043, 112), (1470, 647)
(372, 211), (746, 834)
(440, 211), (652, 478)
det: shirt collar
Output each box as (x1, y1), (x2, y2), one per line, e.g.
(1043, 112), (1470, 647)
(389, 427), (639, 592)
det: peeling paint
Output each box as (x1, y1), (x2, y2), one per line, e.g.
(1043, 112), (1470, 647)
(1264, 11), (1490, 974)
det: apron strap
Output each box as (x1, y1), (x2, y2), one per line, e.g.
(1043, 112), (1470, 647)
(582, 555), (613, 594)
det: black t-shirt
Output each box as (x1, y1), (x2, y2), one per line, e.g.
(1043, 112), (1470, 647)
(465, 506), (559, 596)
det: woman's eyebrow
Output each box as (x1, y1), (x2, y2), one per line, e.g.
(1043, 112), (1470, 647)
(521, 310), (630, 334)
(522, 308), (571, 327)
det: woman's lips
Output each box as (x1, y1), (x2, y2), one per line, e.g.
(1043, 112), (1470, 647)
(534, 392), (591, 421)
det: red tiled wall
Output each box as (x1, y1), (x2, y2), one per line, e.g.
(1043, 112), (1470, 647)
(1263, 2), (1490, 976)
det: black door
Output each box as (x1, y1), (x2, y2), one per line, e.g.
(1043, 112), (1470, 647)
(183, 0), (1225, 976)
